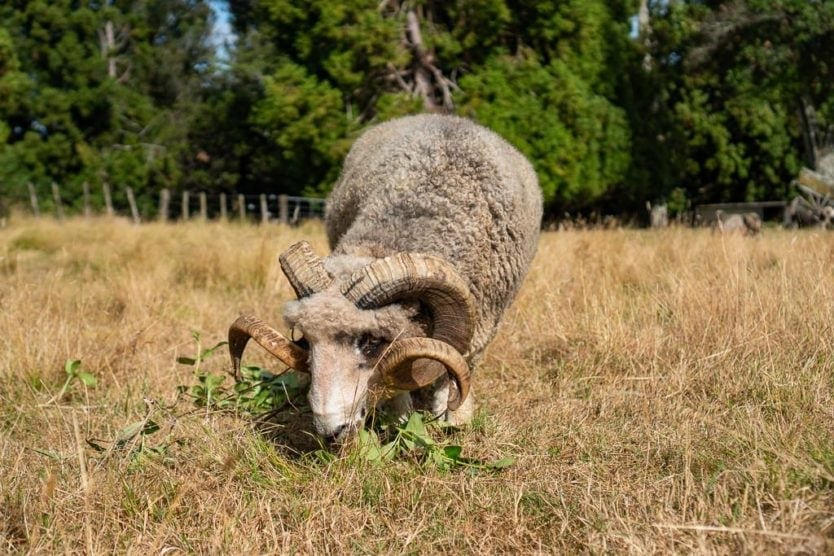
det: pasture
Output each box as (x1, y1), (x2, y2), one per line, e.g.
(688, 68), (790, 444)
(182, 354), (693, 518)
(1, 217), (832, 553)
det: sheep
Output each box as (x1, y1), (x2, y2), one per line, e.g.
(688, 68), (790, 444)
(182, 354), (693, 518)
(229, 114), (543, 443)
(713, 210), (762, 235)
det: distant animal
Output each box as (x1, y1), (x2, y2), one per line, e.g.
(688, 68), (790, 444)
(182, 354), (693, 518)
(713, 210), (762, 235)
(229, 114), (543, 443)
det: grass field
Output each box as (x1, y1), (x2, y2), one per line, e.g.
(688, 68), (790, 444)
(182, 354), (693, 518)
(1, 216), (833, 553)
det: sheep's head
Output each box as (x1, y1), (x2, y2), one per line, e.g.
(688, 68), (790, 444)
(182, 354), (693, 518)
(228, 241), (475, 443)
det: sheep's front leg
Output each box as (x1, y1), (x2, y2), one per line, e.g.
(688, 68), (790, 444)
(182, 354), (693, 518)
(377, 392), (412, 422)
(411, 375), (475, 426)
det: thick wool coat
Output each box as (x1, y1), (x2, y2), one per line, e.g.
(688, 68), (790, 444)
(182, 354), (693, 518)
(324, 114), (543, 362)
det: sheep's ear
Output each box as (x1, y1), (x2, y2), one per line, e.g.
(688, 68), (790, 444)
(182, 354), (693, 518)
(384, 359), (446, 391)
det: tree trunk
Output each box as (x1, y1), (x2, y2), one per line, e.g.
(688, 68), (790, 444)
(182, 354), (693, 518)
(404, 9), (455, 112)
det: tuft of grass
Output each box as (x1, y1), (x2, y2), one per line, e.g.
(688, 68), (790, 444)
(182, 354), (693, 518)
(0, 217), (832, 553)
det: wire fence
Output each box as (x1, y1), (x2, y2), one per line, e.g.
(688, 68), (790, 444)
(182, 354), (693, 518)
(12, 183), (327, 225)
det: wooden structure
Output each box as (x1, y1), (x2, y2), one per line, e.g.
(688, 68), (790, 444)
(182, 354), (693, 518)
(695, 201), (787, 225)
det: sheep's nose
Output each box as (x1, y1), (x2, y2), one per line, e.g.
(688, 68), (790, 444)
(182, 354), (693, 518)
(324, 424), (349, 444)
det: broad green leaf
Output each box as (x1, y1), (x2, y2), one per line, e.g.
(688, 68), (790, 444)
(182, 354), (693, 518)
(404, 412), (427, 438)
(380, 440), (399, 461)
(488, 457), (515, 469)
(78, 371), (97, 388)
(65, 359), (81, 376)
(443, 445), (462, 461)
(142, 420), (160, 435)
(116, 420), (146, 443)
(200, 341), (228, 360)
(202, 373), (226, 391)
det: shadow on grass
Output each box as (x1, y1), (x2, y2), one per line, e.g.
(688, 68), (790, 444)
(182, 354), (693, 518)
(251, 405), (324, 458)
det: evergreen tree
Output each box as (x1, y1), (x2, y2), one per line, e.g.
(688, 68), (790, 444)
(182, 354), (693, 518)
(224, 0), (640, 208)
(642, 0), (834, 205)
(0, 0), (216, 214)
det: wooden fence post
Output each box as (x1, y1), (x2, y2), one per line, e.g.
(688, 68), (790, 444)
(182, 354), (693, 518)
(27, 182), (40, 218)
(199, 192), (208, 220)
(82, 181), (91, 217)
(159, 188), (170, 221)
(237, 194), (246, 221)
(182, 190), (190, 220)
(102, 182), (114, 216)
(125, 187), (140, 224)
(219, 193), (227, 220)
(51, 182), (65, 220)
(260, 194), (268, 224)
(278, 194), (289, 225)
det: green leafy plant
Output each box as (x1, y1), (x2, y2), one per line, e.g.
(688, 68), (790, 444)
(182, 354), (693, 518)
(177, 330), (306, 415)
(46, 359), (97, 403)
(185, 365), (306, 415)
(176, 330), (227, 373)
(348, 412), (514, 472)
(86, 398), (180, 470)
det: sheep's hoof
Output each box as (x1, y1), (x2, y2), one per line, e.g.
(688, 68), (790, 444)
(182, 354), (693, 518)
(445, 389), (475, 426)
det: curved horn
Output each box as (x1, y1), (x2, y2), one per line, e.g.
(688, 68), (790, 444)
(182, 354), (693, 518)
(340, 253), (475, 355)
(279, 241), (333, 298)
(376, 337), (470, 411)
(228, 315), (309, 379)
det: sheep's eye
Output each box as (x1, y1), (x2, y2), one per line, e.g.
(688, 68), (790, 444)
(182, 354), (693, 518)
(356, 333), (385, 358)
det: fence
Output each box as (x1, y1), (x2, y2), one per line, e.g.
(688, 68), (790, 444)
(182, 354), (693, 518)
(16, 183), (326, 225)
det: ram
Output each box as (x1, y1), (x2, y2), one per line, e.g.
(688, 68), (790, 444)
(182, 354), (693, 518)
(229, 114), (543, 443)
(713, 210), (762, 235)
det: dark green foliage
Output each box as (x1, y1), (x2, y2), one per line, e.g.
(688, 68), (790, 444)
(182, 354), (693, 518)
(223, 0), (638, 207)
(0, 0), (216, 212)
(3, 1), (833, 216)
(640, 0), (834, 206)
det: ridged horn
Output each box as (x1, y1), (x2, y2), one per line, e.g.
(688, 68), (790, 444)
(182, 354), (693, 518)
(279, 241), (333, 298)
(340, 253), (475, 355)
(376, 337), (470, 411)
(228, 315), (309, 379)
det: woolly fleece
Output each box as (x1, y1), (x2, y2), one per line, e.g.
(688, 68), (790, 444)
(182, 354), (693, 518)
(324, 113), (543, 362)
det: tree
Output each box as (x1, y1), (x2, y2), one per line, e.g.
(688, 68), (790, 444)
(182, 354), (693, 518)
(226, 0), (639, 208)
(0, 0), (216, 214)
(642, 0), (834, 205)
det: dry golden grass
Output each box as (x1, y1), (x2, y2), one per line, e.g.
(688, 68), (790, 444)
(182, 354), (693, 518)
(1, 216), (832, 554)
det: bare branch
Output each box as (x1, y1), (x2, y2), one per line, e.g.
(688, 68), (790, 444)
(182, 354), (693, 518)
(404, 9), (456, 112)
(386, 62), (413, 93)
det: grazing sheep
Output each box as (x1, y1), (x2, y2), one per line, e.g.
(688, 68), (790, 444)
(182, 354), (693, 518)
(229, 114), (543, 443)
(713, 210), (762, 235)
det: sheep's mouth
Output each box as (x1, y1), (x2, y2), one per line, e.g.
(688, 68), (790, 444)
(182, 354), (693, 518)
(318, 418), (365, 446)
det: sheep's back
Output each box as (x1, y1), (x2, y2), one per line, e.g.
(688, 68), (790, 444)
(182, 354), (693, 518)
(325, 114), (542, 359)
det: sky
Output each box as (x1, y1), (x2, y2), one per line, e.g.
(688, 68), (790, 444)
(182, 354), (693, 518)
(208, 0), (235, 58)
